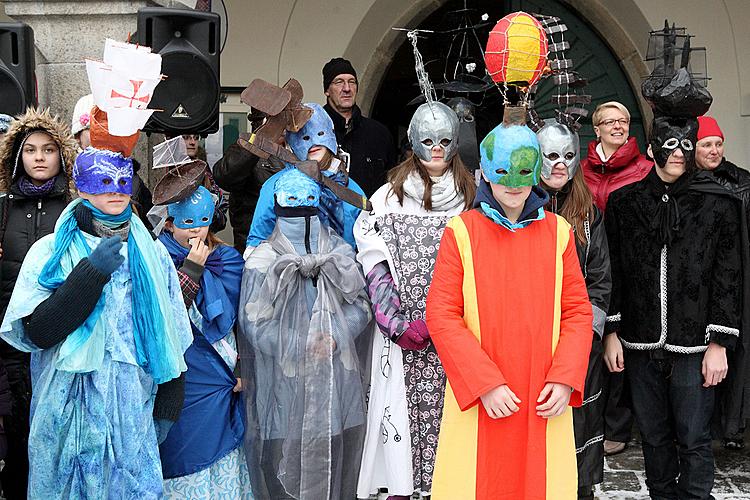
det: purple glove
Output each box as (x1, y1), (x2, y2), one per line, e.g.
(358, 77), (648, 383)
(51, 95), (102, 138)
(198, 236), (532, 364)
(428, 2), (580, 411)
(409, 319), (429, 340)
(394, 320), (429, 350)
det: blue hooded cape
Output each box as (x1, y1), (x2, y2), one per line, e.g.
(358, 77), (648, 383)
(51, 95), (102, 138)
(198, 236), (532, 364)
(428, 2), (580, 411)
(246, 166), (365, 249)
(157, 234), (247, 478)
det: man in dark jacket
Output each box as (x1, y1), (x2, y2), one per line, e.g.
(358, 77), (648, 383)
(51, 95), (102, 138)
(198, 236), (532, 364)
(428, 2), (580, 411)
(695, 116), (750, 449)
(212, 143), (284, 255)
(604, 107), (742, 498)
(322, 57), (396, 196)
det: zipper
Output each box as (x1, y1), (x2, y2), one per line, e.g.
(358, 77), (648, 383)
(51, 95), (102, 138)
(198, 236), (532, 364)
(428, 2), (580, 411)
(34, 198), (42, 240)
(600, 172), (609, 209)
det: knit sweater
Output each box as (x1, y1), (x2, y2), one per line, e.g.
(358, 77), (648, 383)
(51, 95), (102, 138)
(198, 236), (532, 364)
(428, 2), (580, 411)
(22, 203), (185, 421)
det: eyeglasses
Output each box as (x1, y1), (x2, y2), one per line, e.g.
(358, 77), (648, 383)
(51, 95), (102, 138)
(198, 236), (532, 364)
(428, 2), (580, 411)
(330, 78), (357, 88)
(597, 118), (630, 128)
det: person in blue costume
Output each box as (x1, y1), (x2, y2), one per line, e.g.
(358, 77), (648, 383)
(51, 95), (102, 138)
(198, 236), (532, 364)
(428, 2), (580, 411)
(245, 102), (366, 251)
(238, 168), (372, 499)
(153, 184), (254, 499)
(0, 145), (193, 499)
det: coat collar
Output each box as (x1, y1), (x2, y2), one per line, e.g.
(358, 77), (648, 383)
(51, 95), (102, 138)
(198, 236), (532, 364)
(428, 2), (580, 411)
(9, 174), (69, 199)
(324, 102), (362, 136)
(473, 179), (549, 230)
(585, 137), (643, 171)
(713, 158), (740, 183)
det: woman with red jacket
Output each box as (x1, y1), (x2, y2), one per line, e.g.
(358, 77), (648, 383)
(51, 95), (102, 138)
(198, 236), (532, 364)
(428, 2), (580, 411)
(581, 101), (652, 458)
(581, 101), (652, 213)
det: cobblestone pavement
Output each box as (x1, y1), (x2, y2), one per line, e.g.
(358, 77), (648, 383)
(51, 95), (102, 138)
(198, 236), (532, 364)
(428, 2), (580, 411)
(596, 436), (750, 499)
(372, 433), (750, 499)
(373, 436), (750, 499)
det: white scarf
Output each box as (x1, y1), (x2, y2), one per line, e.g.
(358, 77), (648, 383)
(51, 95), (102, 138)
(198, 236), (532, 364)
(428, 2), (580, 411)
(596, 142), (610, 162)
(402, 169), (464, 212)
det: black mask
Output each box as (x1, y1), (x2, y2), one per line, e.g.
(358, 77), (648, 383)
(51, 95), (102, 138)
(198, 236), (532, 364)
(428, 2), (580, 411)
(273, 200), (318, 218)
(649, 116), (698, 170)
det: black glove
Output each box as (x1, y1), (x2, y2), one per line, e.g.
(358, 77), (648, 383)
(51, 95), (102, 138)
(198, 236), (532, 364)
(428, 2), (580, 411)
(88, 236), (125, 276)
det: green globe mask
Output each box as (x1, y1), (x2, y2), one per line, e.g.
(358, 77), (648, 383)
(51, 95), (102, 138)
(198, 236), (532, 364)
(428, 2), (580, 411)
(480, 121), (542, 188)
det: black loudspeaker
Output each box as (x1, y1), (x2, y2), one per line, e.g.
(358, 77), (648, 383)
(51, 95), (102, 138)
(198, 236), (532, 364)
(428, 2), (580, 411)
(0, 23), (36, 116)
(137, 8), (220, 135)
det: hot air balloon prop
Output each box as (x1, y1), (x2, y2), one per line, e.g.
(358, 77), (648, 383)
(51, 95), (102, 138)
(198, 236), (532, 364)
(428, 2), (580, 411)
(485, 11), (549, 102)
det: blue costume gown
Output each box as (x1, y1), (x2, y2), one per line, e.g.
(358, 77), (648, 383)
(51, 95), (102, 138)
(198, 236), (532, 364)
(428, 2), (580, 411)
(157, 235), (254, 499)
(239, 216), (371, 499)
(0, 230), (192, 499)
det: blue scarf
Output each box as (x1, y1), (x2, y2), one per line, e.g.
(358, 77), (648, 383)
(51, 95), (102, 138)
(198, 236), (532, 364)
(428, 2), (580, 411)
(38, 198), (186, 384)
(473, 180), (548, 231)
(158, 233), (244, 344)
(317, 170), (346, 237)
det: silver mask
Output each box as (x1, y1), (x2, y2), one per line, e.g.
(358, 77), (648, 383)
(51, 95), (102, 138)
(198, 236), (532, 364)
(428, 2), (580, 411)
(536, 119), (580, 180)
(407, 102), (460, 163)
(448, 97), (475, 123)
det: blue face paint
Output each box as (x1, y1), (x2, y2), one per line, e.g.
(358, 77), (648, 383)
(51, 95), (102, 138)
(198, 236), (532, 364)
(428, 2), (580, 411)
(274, 168), (321, 208)
(167, 185), (215, 229)
(479, 123), (542, 188)
(285, 102), (338, 161)
(73, 147), (133, 195)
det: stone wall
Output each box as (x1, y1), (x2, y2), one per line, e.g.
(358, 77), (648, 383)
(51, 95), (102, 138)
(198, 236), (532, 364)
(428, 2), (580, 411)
(1, 0), (188, 175)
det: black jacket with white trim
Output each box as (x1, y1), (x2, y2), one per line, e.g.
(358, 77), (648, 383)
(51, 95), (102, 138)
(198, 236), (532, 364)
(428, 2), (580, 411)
(605, 167), (741, 353)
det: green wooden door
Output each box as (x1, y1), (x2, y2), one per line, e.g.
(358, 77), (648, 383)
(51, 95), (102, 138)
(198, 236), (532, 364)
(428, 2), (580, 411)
(507, 0), (647, 153)
(370, 0), (647, 157)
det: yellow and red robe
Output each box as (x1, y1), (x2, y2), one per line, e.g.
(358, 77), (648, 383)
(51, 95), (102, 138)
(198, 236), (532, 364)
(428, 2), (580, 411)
(426, 209), (593, 500)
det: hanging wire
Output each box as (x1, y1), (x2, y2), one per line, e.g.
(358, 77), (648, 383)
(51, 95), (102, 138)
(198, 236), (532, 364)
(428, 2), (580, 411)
(407, 29), (438, 107)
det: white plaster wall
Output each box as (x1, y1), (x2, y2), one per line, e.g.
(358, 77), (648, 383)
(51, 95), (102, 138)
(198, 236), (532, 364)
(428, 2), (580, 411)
(221, 0), (387, 102)
(220, 0), (750, 165)
(631, 0), (750, 166)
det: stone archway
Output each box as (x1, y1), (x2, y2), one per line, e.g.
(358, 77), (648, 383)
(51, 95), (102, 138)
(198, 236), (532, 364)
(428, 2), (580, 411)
(345, 0), (652, 123)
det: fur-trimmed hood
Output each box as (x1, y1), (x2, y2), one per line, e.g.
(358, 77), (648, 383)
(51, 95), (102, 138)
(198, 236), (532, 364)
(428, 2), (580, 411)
(0, 107), (78, 198)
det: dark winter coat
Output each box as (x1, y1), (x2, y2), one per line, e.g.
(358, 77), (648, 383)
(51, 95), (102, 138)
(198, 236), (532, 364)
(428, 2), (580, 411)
(0, 177), (71, 312)
(711, 159), (750, 206)
(546, 186), (610, 488)
(324, 103), (396, 197)
(605, 167), (742, 353)
(0, 357), (9, 417)
(582, 137), (653, 213)
(0, 108), (78, 382)
(0, 355), (9, 460)
(131, 159), (153, 229)
(546, 188), (611, 336)
(0, 108), (78, 497)
(212, 143), (284, 254)
(707, 158), (750, 436)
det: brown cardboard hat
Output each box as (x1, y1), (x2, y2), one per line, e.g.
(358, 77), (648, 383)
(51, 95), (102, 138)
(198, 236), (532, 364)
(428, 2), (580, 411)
(152, 159), (207, 205)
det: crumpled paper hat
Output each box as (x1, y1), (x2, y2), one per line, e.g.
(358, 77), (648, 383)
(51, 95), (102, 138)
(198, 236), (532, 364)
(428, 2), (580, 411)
(641, 21), (712, 118)
(152, 136), (192, 169)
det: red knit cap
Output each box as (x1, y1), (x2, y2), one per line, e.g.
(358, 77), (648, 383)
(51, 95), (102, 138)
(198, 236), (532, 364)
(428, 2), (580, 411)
(697, 116), (724, 141)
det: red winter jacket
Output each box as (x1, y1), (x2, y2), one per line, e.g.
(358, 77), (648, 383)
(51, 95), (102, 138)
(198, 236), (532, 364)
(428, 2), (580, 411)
(581, 137), (653, 212)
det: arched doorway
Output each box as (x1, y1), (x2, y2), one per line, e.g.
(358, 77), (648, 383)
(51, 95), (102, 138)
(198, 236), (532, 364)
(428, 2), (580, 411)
(370, 0), (647, 160)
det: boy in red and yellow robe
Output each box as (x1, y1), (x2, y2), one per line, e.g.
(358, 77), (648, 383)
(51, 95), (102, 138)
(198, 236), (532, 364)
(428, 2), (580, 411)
(426, 111), (593, 500)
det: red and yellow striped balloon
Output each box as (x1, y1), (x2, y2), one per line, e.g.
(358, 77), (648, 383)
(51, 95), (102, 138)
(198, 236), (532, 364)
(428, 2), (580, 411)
(485, 12), (548, 87)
